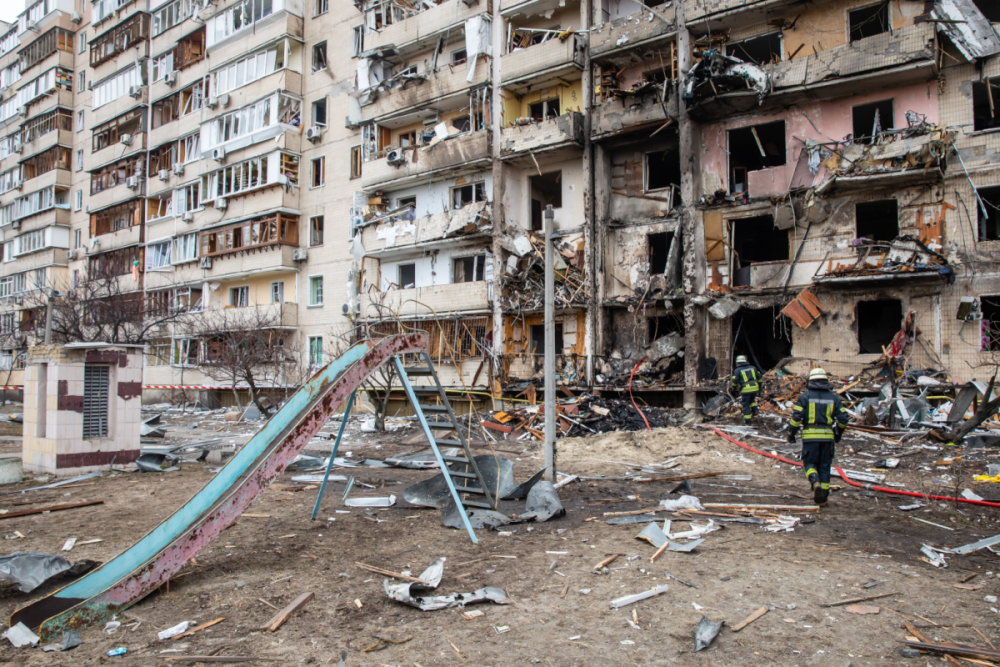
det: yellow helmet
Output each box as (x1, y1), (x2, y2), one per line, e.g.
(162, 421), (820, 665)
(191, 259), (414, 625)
(808, 368), (827, 381)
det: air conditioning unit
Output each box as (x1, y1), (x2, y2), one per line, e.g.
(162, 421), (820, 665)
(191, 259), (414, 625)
(87, 80), (93, 90)
(158, 169), (169, 181)
(17, 106), (27, 118)
(11, 144), (20, 154)
(120, 133), (133, 146)
(206, 96), (219, 109)
(305, 127), (323, 143)
(386, 149), (405, 165)
(26, 20), (37, 32)
(212, 147), (226, 163)
(181, 211), (194, 222)
(126, 176), (139, 190)
(292, 248), (308, 261)
(172, 163), (184, 176)
(70, 11), (82, 24)
(215, 197), (228, 210)
(128, 85), (144, 98)
(341, 302), (359, 316)
(218, 93), (230, 108)
(0, 85), (7, 96)
(12, 295), (22, 305)
(66, 249), (77, 260)
(199, 257), (212, 269)
(164, 71), (177, 86)
(10, 220), (19, 229)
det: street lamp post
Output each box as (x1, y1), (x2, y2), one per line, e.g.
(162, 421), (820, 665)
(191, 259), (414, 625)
(544, 204), (556, 483)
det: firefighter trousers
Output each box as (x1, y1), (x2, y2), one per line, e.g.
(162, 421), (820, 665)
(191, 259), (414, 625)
(740, 392), (758, 422)
(802, 439), (834, 500)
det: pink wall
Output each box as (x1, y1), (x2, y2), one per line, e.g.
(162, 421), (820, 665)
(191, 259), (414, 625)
(701, 81), (940, 194)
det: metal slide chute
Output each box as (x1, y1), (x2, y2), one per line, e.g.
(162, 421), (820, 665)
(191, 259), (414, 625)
(11, 333), (427, 643)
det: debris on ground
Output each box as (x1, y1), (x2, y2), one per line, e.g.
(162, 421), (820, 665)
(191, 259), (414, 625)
(694, 616), (723, 651)
(383, 558), (510, 611)
(0, 551), (70, 592)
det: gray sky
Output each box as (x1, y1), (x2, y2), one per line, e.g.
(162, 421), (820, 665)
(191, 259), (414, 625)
(0, 5), (19, 25)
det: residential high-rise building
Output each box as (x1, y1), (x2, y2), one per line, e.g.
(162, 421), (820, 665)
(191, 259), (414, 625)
(0, 0), (997, 410)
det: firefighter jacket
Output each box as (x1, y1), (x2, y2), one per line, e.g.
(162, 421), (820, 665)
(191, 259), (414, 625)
(788, 378), (850, 441)
(731, 363), (762, 394)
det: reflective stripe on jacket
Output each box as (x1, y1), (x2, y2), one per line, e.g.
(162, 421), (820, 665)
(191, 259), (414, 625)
(731, 364), (761, 394)
(788, 379), (850, 441)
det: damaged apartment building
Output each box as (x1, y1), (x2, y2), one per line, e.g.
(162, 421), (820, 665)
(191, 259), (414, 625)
(0, 0), (998, 410)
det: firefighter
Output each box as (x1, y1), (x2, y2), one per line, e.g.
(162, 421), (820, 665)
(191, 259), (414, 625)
(787, 368), (850, 506)
(730, 355), (761, 424)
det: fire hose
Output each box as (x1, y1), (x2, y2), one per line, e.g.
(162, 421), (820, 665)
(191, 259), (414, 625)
(708, 426), (1000, 509)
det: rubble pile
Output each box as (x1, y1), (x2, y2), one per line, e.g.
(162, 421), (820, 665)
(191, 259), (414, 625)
(499, 233), (587, 311)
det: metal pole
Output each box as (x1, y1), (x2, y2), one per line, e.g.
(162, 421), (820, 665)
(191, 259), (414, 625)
(544, 204), (556, 483)
(43, 290), (55, 345)
(311, 389), (356, 520)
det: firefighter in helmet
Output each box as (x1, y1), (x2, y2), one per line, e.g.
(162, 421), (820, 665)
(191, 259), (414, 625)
(731, 355), (762, 424)
(787, 368), (850, 506)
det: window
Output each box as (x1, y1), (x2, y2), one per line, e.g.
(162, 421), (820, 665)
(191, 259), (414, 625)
(0, 314), (14, 335)
(351, 146), (362, 179)
(529, 172), (560, 230)
(311, 156), (325, 188)
(79, 31), (86, 54)
(852, 99), (893, 144)
(312, 42), (328, 72)
(312, 98), (327, 127)
(20, 144), (72, 180)
(210, 0), (275, 46)
(90, 14), (148, 67)
(857, 299), (902, 354)
(74, 229), (82, 249)
(205, 93), (300, 151)
(648, 232), (673, 274)
(452, 48), (467, 65)
(309, 275), (324, 306)
(146, 241), (172, 270)
(82, 365), (110, 439)
(530, 323), (563, 355)
(14, 229), (44, 256)
(173, 338), (199, 366)
(78, 70), (85, 93)
(973, 78), (1000, 133)
(76, 149), (83, 172)
(398, 263), (415, 288)
(229, 285), (249, 307)
(452, 182), (487, 209)
(271, 280), (284, 303)
(173, 233), (198, 263)
(204, 153), (274, 200)
(150, 81), (206, 129)
(14, 186), (68, 221)
(90, 156), (144, 194)
(397, 195), (416, 210)
(315, 0), (328, 15)
(211, 41), (286, 96)
(849, 3), (890, 42)
(77, 110), (84, 132)
(528, 99), (560, 121)
(645, 150), (681, 199)
(92, 109), (143, 153)
(17, 27), (74, 73)
(74, 189), (82, 211)
(92, 63), (144, 110)
(727, 121), (786, 195)
(353, 25), (364, 57)
(151, 51), (174, 83)
(310, 215), (324, 246)
(199, 212), (299, 257)
(146, 339), (171, 367)
(308, 336), (323, 366)
(855, 200), (898, 241)
(453, 255), (485, 283)
(730, 214), (788, 286)
(978, 186), (1000, 241)
(91, 200), (143, 237)
(726, 33), (782, 65)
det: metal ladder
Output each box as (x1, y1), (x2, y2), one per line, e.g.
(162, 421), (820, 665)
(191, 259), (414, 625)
(310, 352), (495, 544)
(394, 352), (496, 543)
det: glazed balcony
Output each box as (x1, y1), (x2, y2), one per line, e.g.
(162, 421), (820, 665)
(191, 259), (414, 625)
(363, 0), (487, 59)
(361, 129), (490, 190)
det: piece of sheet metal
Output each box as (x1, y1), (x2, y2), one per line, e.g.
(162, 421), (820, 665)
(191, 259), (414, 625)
(403, 455), (515, 509)
(520, 481), (565, 522)
(13, 333), (428, 643)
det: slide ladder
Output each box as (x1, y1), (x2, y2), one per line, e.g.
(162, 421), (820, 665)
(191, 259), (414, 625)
(9, 333), (484, 642)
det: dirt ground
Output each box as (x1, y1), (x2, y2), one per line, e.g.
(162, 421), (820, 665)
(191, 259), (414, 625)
(2, 409), (1000, 666)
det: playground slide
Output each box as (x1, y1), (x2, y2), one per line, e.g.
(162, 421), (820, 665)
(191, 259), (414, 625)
(10, 333), (427, 643)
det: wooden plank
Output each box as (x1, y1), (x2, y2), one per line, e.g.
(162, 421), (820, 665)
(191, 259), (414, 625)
(0, 500), (104, 520)
(821, 591), (899, 607)
(732, 606), (768, 632)
(261, 592), (315, 631)
(355, 561), (425, 583)
(481, 421), (512, 434)
(173, 617), (225, 640)
(637, 472), (725, 484)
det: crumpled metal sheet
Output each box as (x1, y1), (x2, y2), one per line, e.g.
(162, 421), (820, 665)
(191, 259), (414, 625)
(695, 615), (723, 651)
(2, 622), (38, 647)
(503, 468), (545, 500)
(403, 455), (515, 508)
(0, 552), (71, 593)
(41, 630), (80, 652)
(520, 481), (565, 522)
(932, 0), (1000, 60)
(383, 557), (510, 611)
(441, 499), (510, 530)
(136, 453), (178, 473)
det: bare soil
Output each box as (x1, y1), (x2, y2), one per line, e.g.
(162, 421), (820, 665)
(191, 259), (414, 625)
(2, 411), (1000, 666)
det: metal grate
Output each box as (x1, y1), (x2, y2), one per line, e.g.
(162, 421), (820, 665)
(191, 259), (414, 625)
(83, 365), (110, 439)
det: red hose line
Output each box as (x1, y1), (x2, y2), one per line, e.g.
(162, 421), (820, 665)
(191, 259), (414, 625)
(708, 426), (1000, 509)
(628, 356), (652, 431)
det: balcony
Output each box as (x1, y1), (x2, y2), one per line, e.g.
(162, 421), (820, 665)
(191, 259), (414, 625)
(18, 47), (74, 85)
(499, 111), (583, 166)
(148, 109), (200, 154)
(89, 179), (146, 214)
(20, 127), (72, 162)
(361, 130), (491, 190)
(93, 90), (147, 128)
(501, 35), (585, 91)
(149, 64), (206, 106)
(360, 281), (489, 318)
(5, 247), (68, 272)
(90, 218), (142, 253)
(688, 23), (937, 121)
(197, 301), (298, 331)
(591, 93), (677, 142)
(360, 201), (491, 255)
(360, 58), (490, 123)
(204, 244), (301, 280)
(363, 0), (486, 58)
(590, 8), (676, 61)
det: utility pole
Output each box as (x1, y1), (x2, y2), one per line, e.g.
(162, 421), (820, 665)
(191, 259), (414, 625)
(544, 204), (556, 483)
(43, 290), (57, 345)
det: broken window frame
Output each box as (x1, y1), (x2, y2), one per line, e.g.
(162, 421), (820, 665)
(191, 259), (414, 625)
(309, 215), (324, 246)
(725, 32), (782, 66)
(977, 185), (1000, 241)
(92, 108), (144, 153)
(350, 146), (362, 179)
(229, 285), (250, 307)
(90, 13), (148, 67)
(451, 182), (487, 209)
(848, 2), (891, 43)
(146, 240), (172, 270)
(453, 254), (486, 283)
(312, 41), (328, 73)
(362, 0), (407, 35)
(210, 0), (275, 46)
(171, 337), (200, 367)
(90, 155), (145, 194)
(91, 199), (143, 237)
(151, 0), (196, 37)
(206, 92), (300, 151)
(972, 77), (1000, 133)
(20, 146), (71, 181)
(198, 212), (299, 259)
(17, 26), (74, 73)
(311, 155), (325, 188)
(727, 121), (787, 196)
(88, 244), (144, 278)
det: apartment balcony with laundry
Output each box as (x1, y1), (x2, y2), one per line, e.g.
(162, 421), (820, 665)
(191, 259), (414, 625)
(359, 0), (487, 59)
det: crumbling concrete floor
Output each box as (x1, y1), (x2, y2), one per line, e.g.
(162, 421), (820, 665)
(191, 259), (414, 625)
(1, 417), (999, 665)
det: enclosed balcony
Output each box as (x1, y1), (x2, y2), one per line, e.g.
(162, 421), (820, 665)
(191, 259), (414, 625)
(499, 111), (583, 165)
(361, 0), (486, 59)
(361, 129), (490, 190)
(501, 34), (585, 91)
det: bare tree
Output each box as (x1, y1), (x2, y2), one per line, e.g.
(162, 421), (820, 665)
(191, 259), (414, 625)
(180, 305), (303, 418)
